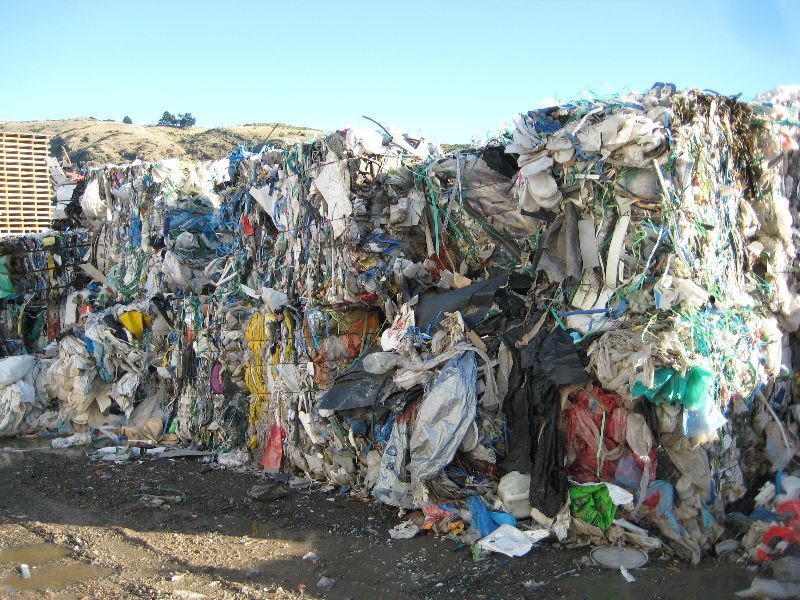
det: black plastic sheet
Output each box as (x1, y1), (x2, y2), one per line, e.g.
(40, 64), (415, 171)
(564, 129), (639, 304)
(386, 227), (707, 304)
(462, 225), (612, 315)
(500, 319), (588, 517)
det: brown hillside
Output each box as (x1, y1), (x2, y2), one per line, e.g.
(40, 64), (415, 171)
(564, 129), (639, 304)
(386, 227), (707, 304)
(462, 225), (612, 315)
(0, 119), (321, 164)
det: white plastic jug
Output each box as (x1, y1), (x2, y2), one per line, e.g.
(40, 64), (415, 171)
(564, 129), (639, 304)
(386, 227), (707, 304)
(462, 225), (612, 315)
(498, 471), (532, 518)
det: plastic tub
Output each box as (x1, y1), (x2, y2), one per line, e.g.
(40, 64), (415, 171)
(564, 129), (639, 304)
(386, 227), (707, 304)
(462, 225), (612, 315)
(498, 471), (532, 518)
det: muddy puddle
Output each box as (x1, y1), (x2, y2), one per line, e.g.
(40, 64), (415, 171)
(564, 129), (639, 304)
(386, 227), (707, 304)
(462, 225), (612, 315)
(1, 562), (111, 592)
(0, 542), (111, 593)
(0, 543), (70, 565)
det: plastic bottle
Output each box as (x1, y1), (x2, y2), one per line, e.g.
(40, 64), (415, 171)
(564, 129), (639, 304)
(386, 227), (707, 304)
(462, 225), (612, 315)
(498, 471), (532, 519)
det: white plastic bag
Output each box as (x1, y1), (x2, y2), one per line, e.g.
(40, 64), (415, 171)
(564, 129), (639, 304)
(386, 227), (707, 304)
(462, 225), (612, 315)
(0, 356), (36, 386)
(80, 178), (108, 219)
(478, 524), (549, 557)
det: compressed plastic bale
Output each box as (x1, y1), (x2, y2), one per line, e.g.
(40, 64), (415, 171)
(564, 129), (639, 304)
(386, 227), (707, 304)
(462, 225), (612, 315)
(409, 351), (477, 482)
(17, 88), (798, 570)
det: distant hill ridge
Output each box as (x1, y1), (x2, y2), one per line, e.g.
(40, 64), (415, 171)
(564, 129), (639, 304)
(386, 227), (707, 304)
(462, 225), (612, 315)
(0, 118), (321, 165)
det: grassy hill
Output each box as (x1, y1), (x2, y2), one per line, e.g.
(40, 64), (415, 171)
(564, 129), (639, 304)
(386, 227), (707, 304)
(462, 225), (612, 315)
(0, 119), (321, 165)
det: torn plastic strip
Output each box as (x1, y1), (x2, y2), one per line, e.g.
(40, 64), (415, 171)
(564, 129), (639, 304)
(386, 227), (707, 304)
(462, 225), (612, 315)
(583, 388), (609, 479)
(549, 307), (568, 331)
(429, 187), (441, 255)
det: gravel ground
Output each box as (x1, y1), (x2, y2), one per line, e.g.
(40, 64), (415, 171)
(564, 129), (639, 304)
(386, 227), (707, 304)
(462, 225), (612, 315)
(0, 445), (759, 599)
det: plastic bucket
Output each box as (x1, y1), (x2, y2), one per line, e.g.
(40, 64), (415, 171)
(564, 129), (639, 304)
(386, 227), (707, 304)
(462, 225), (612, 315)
(498, 471), (532, 518)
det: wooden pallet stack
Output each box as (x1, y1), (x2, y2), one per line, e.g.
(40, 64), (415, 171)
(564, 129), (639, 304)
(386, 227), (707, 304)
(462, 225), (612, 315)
(0, 131), (52, 236)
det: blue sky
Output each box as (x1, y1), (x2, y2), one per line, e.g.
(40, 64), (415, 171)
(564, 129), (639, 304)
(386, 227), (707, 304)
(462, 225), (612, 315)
(1, 0), (797, 142)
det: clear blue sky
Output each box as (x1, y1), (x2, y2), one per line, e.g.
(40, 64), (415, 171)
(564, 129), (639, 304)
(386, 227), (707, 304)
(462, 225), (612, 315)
(1, 0), (797, 142)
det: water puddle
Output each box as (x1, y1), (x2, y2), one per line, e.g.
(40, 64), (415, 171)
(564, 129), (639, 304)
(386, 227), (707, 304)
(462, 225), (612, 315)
(0, 543), (70, 565)
(1, 562), (111, 592)
(0, 437), (84, 466)
(249, 521), (314, 556)
(0, 438), (50, 466)
(0, 543), (111, 593)
(250, 520), (273, 537)
(0, 437), (51, 450)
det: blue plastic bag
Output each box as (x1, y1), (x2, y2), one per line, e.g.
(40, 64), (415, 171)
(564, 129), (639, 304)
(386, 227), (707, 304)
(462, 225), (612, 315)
(490, 511), (517, 527)
(467, 495), (498, 538)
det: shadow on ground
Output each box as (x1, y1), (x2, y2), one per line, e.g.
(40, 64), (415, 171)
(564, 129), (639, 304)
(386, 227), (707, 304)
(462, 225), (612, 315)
(0, 446), (757, 599)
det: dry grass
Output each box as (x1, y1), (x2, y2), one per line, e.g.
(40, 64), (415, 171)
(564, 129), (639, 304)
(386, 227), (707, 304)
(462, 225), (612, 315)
(0, 119), (321, 164)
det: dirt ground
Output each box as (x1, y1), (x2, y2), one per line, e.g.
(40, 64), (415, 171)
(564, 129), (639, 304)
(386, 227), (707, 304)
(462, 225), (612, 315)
(0, 444), (759, 600)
